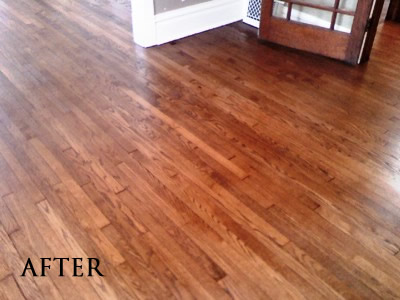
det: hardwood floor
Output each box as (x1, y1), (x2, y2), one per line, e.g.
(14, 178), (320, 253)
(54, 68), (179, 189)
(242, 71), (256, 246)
(0, 0), (400, 299)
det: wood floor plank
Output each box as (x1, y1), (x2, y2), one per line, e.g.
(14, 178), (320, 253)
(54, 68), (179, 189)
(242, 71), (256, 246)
(0, 253), (11, 282)
(122, 88), (248, 180)
(0, 128), (46, 204)
(102, 224), (180, 300)
(0, 275), (27, 300)
(0, 197), (19, 235)
(3, 192), (97, 300)
(29, 137), (110, 229)
(36, 199), (118, 300)
(9, 230), (67, 300)
(1, 0), (400, 298)
(116, 188), (232, 300)
(0, 223), (43, 299)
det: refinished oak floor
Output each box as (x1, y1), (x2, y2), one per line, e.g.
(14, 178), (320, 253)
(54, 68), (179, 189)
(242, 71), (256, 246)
(1, 0), (400, 299)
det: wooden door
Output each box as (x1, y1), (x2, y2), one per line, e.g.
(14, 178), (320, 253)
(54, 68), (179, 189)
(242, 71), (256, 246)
(259, 0), (385, 64)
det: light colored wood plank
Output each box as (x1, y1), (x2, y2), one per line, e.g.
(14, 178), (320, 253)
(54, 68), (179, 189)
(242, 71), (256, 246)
(4, 192), (96, 300)
(29, 137), (110, 229)
(0, 224), (42, 299)
(0, 198), (19, 235)
(0, 275), (26, 300)
(36, 199), (119, 300)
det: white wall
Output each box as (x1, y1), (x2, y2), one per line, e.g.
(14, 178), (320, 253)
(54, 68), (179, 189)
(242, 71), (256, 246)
(154, 0), (212, 14)
(131, 0), (245, 47)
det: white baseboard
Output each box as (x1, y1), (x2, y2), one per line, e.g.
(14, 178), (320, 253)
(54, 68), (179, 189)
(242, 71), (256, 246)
(153, 0), (244, 46)
(243, 16), (260, 28)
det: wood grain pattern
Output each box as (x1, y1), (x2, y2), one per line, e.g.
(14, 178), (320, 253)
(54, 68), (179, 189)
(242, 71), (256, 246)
(259, 0), (384, 64)
(0, 0), (400, 298)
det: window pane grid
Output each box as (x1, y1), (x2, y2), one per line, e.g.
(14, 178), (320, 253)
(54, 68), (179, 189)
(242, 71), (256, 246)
(272, 0), (356, 32)
(330, 0), (341, 29)
(287, 2), (293, 19)
(277, 0), (356, 15)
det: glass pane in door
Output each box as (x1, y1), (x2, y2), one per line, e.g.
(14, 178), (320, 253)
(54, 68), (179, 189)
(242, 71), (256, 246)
(272, 0), (289, 19)
(298, 0), (336, 7)
(338, 0), (358, 12)
(334, 13), (354, 32)
(290, 4), (333, 29)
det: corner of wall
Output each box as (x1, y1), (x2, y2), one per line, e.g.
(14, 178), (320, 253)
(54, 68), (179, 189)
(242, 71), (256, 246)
(131, 0), (245, 47)
(131, 0), (157, 47)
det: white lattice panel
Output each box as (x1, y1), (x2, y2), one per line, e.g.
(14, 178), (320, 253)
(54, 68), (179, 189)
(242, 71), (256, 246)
(243, 0), (261, 27)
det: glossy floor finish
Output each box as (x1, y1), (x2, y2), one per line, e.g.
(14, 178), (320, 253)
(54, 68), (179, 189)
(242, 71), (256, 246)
(0, 0), (400, 299)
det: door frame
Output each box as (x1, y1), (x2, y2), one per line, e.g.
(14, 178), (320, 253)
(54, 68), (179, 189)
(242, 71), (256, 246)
(359, 0), (385, 63)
